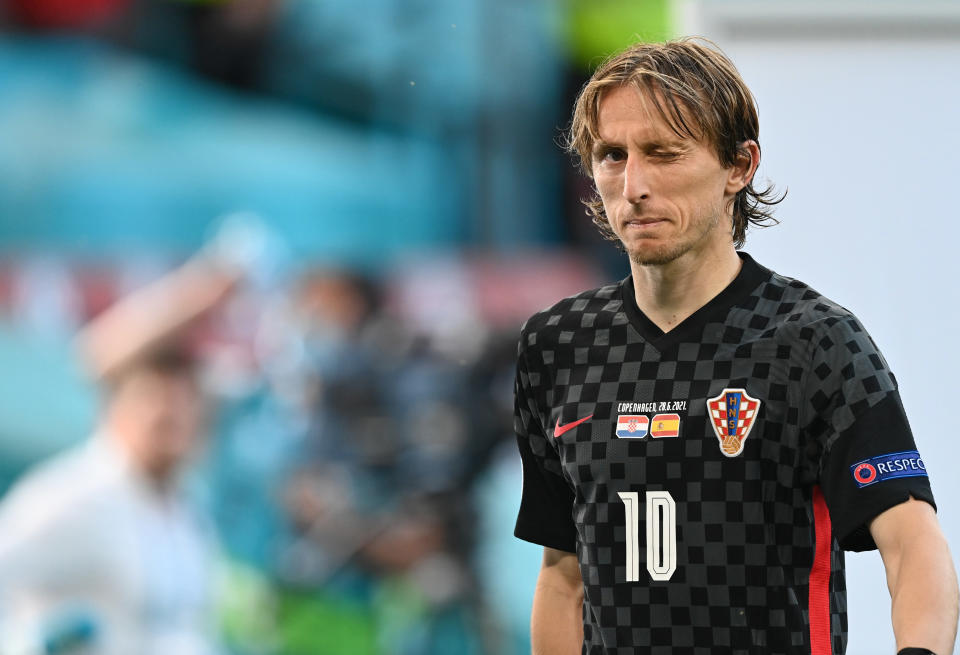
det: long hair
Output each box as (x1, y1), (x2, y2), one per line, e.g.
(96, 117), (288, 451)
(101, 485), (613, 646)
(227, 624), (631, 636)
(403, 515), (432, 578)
(565, 38), (783, 248)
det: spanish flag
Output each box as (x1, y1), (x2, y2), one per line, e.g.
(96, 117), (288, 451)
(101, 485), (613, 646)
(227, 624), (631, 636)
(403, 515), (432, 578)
(650, 413), (680, 438)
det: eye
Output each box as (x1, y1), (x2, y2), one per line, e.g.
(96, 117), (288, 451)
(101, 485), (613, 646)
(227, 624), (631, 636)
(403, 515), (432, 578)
(596, 147), (626, 164)
(650, 150), (679, 161)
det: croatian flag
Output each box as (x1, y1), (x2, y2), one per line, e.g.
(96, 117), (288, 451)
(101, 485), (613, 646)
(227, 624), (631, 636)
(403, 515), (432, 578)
(616, 415), (649, 438)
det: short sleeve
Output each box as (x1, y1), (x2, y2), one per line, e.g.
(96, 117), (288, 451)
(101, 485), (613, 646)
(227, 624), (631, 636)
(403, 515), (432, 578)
(513, 328), (577, 553)
(803, 315), (935, 552)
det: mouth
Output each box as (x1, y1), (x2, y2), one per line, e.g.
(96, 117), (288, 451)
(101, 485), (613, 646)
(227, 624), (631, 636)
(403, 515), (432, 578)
(623, 217), (668, 231)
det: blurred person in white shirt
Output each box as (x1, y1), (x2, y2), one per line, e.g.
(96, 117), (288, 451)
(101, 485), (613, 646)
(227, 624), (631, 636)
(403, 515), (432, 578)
(0, 251), (240, 655)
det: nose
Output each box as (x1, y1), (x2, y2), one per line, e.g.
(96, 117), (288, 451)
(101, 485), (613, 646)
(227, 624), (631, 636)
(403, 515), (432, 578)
(622, 155), (651, 204)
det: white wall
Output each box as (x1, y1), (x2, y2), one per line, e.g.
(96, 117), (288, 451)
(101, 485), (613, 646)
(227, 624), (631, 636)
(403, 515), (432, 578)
(682, 2), (960, 652)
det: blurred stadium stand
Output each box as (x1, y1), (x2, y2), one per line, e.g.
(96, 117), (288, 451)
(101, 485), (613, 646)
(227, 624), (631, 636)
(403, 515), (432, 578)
(0, 0), (569, 260)
(0, 0), (667, 653)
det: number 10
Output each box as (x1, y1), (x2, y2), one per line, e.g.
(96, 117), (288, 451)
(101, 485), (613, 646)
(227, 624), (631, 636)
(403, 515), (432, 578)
(617, 491), (677, 582)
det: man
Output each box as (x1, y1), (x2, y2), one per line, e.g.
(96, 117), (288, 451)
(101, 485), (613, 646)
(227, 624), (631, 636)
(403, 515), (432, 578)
(0, 252), (237, 655)
(513, 38), (958, 654)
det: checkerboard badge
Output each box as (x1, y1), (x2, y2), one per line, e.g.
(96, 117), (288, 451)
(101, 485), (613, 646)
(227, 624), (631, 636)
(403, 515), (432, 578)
(706, 388), (761, 457)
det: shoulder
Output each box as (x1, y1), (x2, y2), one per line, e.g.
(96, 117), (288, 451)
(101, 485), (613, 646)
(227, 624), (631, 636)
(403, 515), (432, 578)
(757, 270), (875, 349)
(0, 441), (117, 531)
(5, 443), (93, 498)
(518, 281), (624, 350)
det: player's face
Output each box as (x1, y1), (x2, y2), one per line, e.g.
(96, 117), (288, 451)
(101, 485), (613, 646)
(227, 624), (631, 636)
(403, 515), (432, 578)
(112, 369), (206, 482)
(592, 85), (747, 267)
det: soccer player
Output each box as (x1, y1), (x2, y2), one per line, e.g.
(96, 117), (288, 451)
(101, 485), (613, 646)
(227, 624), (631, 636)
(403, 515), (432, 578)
(513, 38), (958, 654)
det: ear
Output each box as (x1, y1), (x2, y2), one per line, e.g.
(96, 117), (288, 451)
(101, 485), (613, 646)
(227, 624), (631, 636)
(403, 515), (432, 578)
(725, 140), (760, 195)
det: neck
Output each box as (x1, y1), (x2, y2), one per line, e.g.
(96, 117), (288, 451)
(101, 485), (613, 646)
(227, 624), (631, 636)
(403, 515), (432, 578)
(101, 421), (178, 495)
(630, 244), (742, 333)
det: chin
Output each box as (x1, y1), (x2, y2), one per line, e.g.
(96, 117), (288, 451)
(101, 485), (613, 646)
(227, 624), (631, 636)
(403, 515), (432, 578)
(626, 240), (691, 267)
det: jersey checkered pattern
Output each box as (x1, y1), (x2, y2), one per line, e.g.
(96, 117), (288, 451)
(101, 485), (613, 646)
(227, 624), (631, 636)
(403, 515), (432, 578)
(514, 253), (935, 655)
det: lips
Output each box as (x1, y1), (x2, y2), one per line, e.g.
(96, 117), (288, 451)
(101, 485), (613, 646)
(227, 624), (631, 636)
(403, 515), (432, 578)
(623, 217), (667, 229)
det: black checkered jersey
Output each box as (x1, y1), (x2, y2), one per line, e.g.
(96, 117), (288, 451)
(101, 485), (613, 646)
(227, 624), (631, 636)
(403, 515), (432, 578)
(514, 252), (935, 655)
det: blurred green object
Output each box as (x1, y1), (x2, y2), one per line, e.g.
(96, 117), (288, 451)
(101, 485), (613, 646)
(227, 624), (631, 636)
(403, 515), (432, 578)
(221, 565), (378, 655)
(566, 0), (674, 69)
(373, 577), (481, 655)
(217, 559), (281, 655)
(372, 577), (428, 655)
(277, 589), (378, 655)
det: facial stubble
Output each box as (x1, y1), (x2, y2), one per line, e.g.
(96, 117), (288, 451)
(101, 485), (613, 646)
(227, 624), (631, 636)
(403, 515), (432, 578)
(622, 198), (727, 268)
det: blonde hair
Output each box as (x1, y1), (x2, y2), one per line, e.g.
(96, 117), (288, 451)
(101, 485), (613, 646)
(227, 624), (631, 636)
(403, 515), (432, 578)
(565, 37), (782, 247)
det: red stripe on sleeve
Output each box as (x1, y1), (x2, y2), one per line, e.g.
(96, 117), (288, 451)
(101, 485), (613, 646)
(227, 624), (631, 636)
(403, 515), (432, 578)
(809, 486), (833, 654)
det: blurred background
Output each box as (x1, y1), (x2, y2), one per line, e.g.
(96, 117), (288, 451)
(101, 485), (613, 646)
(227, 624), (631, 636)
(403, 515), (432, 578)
(0, 0), (957, 653)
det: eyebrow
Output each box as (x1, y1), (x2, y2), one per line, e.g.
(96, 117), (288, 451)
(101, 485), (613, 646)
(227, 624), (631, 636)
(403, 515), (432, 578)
(591, 140), (616, 154)
(592, 137), (689, 154)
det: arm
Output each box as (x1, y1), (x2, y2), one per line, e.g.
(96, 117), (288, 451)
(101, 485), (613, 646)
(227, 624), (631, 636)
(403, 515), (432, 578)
(870, 497), (958, 654)
(531, 547), (583, 655)
(75, 255), (238, 381)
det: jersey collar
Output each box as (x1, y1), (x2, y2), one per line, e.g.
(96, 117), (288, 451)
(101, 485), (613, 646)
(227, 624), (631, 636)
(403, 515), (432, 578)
(619, 251), (772, 353)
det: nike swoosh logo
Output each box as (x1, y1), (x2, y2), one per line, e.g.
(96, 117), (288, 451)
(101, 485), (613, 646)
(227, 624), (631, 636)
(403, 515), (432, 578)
(554, 414), (594, 438)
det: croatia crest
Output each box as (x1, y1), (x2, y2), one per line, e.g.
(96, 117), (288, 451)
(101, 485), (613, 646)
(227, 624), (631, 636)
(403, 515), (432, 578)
(706, 388), (761, 457)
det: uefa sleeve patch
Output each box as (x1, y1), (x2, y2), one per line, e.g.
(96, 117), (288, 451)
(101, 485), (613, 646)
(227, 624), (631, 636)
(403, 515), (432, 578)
(850, 450), (927, 488)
